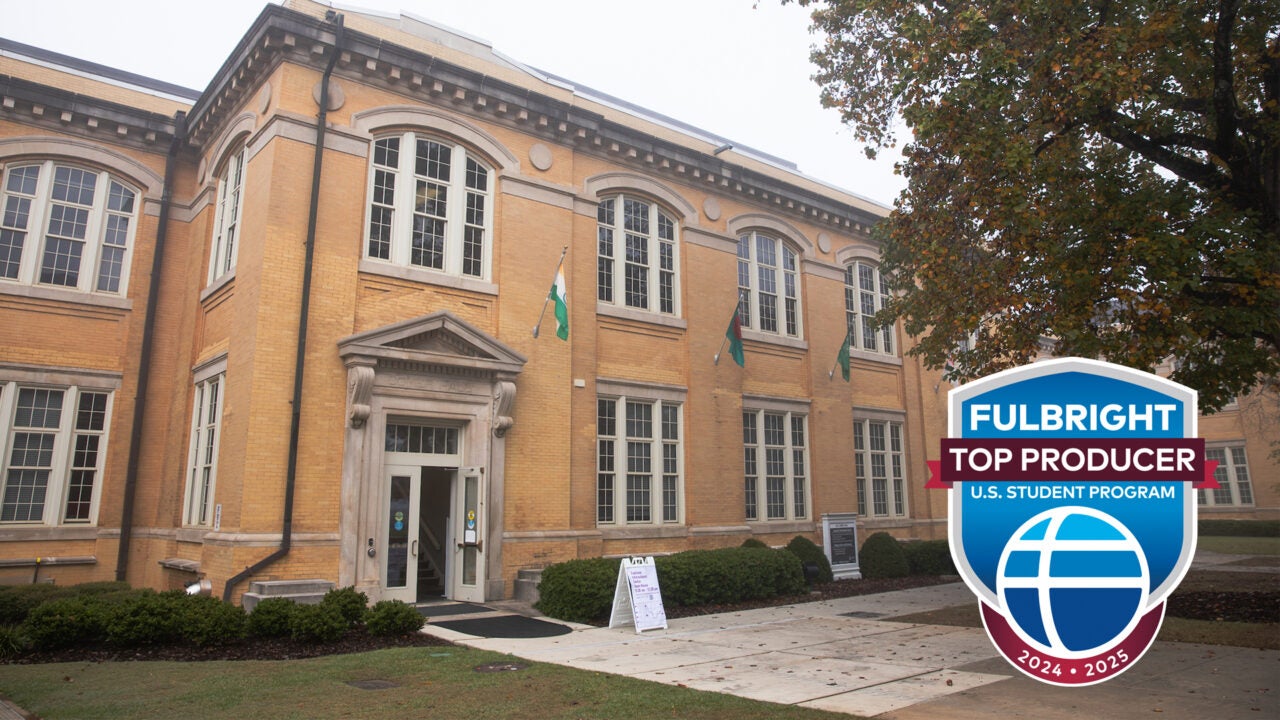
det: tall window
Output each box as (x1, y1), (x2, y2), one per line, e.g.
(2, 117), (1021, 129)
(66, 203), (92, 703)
(597, 196), (678, 315)
(853, 418), (907, 517)
(844, 262), (894, 355)
(365, 133), (493, 280)
(1200, 445), (1254, 508)
(208, 146), (246, 286)
(184, 373), (224, 527)
(737, 231), (801, 338)
(597, 395), (682, 525)
(0, 161), (138, 296)
(743, 408), (808, 521)
(0, 383), (112, 525)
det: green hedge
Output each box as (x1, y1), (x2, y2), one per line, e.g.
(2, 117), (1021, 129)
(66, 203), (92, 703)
(860, 532), (910, 579)
(901, 540), (957, 576)
(534, 557), (621, 624)
(366, 600), (425, 636)
(784, 535), (834, 584)
(535, 547), (806, 624)
(1199, 519), (1280, 537)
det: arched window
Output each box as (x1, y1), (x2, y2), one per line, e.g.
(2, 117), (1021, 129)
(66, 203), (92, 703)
(0, 161), (138, 296)
(736, 231), (801, 338)
(596, 195), (678, 316)
(364, 132), (493, 280)
(844, 261), (894, 355)
(208, 145), (246, 286)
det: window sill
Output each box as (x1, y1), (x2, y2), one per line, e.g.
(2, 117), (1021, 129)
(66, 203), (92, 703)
(598, 523), (687, 540)
(848, 348), (902, 366)
(0, 525), (100, 542)
(359, 259), (498, 295)
(595, 302), (687, 330)
(200, 271), (235, 303)
(740, 328), (808, 352)
(0, 282), (132, 311)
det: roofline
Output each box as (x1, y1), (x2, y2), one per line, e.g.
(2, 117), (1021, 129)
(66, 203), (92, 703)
(0, 36), (201, 103)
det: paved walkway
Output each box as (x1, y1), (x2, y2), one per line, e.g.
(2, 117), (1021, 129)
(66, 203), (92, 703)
(423, 555), (1278, 719)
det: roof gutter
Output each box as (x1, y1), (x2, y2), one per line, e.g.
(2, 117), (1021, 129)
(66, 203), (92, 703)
(116, 110), (186, 581)
(223, 11), (345, 602)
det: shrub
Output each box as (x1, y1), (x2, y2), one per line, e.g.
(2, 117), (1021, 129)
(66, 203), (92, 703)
(246, 597), (297, 639)
(860, 532), (910, 579)
(0, 583), (66, 625)
(534, 557), (621, 624)
(104, 590), (186, 647)
(1199, 519), (1280, 538)
(68, 581), (132, 598)
(182, 595), (246, 646)
(289, 603), (347, 644)
(657, 547), (805, 607)
(321, 586), (369, 627)
(902, 540), (957, 576)
(366, 600), (425, 636)
(740, 538), (769, 549)
(21, 596), (109, 650)
(0, 624), (29, 660)
(784, 535), (834, 584)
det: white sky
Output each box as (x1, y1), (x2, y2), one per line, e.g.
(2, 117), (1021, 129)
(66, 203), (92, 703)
(4, 0), (905, 207)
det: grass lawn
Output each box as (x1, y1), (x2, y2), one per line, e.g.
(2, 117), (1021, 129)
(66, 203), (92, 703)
(0, 646), (855, 720)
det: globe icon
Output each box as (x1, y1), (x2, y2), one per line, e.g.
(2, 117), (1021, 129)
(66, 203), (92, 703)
(996, 506), (1149, 658)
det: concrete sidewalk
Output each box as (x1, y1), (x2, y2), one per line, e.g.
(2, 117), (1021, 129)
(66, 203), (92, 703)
(427, 568), (1278, 719)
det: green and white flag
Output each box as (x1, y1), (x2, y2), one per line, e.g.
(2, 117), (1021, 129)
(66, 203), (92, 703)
(549, 268), (569, 341)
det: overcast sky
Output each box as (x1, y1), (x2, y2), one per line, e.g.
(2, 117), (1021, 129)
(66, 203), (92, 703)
(5, 0), (905, 208)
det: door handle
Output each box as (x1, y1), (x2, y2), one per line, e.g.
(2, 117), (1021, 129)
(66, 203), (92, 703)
(411, 540), (418, 557)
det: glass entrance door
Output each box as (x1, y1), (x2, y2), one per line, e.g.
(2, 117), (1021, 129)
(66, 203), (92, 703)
(382, 465), (421, 604)
(451, 467), (485, 603)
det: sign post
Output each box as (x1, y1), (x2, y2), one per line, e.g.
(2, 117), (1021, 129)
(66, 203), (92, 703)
(608, 556), (667, 633)
(821, 513), (861, 579)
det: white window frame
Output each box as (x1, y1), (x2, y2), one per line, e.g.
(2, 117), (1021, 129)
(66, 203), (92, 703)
(207, 146), (246, 287)
(363, 132), (494, 282)
(1200, 443), (1254, 508)
(0, 160), (139, 297)
(184, 359), (226, 528)
(596, 381), (685, 526)
(737, 231), (802, 339)
(844, 261), (895, 356)
(853, 413), (908, 518)
(0, 379), (114, 526)
(596, 195), (680, 317)
(743, 403), (810, 522)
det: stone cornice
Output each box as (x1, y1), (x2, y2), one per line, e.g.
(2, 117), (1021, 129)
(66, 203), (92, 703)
(0, 74), (180, 152)
(184, 5), (888, 236)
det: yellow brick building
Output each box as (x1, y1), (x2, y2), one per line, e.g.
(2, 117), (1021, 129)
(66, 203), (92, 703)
(0, 0), (1274, 603)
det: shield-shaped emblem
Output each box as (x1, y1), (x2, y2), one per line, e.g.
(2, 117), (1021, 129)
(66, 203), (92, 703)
(931, 358), (1215, 685)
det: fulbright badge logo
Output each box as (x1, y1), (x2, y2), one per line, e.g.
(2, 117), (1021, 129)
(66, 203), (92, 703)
(926, 358), (1220, 686)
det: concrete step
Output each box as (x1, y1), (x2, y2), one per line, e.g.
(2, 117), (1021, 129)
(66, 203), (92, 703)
(513, 568), (542, 605)
(242, 579), (335, 612)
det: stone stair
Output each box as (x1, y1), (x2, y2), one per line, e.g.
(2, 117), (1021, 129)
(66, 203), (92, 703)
(241, 579), (335, 612)
(513, 568), (542, 604)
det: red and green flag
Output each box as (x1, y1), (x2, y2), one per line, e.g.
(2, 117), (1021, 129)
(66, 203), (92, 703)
(723, 306), (745, 367)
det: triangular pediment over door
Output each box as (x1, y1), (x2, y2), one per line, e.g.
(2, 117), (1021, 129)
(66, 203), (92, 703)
(337, 310), (527, 378)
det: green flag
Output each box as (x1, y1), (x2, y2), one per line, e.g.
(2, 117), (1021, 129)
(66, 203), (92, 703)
(837, 331), (850, 381)
(725, 309), (745, 367)
(549, 268), (569, 341)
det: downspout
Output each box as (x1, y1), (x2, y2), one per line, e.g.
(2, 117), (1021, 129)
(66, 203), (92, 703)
(223, 12), (345, 602)
(116, 111), (187, 581)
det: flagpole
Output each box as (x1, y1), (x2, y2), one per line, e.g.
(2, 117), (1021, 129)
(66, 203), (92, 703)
(829, 328), (851, 379)
(714, 292), (745, 365)
(532, 245), (568, 338)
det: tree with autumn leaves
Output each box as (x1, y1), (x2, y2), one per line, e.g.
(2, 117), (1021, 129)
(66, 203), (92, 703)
(792, 0), (1278, 411)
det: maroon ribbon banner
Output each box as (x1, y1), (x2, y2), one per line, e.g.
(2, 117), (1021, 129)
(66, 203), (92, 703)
(926, 438), (1220, 490)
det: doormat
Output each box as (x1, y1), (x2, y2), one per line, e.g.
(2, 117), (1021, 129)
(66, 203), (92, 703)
(417, 602), (494, 617)
(430, 614), (572, 639)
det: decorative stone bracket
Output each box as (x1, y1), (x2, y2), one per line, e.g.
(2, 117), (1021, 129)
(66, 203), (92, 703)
(347, 364), (375, 428)
(493, 380), (516, 437)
